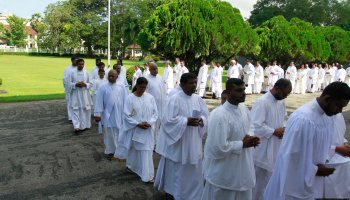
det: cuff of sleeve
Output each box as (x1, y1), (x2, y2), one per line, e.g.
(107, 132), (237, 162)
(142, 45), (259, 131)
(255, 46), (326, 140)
(94, 113), (101, 117)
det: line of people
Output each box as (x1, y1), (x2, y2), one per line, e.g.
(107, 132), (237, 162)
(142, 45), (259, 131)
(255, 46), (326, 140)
(62, 56), (350, 199)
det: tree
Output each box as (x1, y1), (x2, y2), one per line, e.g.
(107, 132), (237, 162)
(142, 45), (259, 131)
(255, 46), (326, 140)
(139, 0), (259, 71)
(2, 15), (27, 47)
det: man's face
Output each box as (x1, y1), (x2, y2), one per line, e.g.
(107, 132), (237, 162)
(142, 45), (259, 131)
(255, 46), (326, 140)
(96, 59), (101, 66)
(324, 98), (349, 116)
(181, 78), (197, 96)
(108, 72), (118, 83)
(98, 71), (105, 79)
(72, 58), (78, 66)
(149, 65), (158, 76)
(98, 64), (105, 70)
(136, 83), (147, 94)
(113, 65), (121, 74)
(229, 84), (246, 103)
(77, 61), (84, 71)
(275, 85), (292, 100)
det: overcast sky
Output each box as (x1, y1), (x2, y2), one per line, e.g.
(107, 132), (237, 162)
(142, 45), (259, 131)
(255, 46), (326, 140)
(0, 0), (257, 19)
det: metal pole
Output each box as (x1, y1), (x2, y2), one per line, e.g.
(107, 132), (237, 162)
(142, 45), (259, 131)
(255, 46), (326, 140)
(108, 0), (111, 67)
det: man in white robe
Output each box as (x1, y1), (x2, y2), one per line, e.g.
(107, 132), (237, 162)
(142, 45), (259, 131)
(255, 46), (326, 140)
(202, 78), (260, 200)
(91, 69), (106, 113)
(91, 58), (106, 80)
(209, 62), (221, 99)
(180, 61), (189, 76)
(173, 58), (182, 86)
(314, 113), (350, 198)
(227, 60), (240, 79)
(118, 77), (158, 183)
(142, 63), (150, 77)
(254, 61), (264, 94)
(62, 56), (78, 121)
(269, 61), (279, 89)
(317, 64), (325, 91)
(112, 64), (129, 94)
(263, 64), (271, 92)
(69, 58), (93, 133)
(334, 65), (346, 82)
(243, 60), (255, 94)
(162, 60), (174, 94)
(132, 65), (142, 89)
(197, 60), (209, 98)
(145, 62), (167, 144)
(155, 73), (209, 200)
(345, 66), (350, 86)
(285, 62), (297, 93)
(94, 70), (127, 160)
(263, 82), (350, 200)
(277, 65), (284, 79)
(307, 64), (318, 93)
(251, 79), (292, 200)
(324, 64), (334, 88)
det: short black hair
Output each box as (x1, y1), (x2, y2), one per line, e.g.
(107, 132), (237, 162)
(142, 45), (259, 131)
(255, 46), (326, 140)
(226, 78), (245, 91)
(98, 69), (105, 73)
(76, 58), (84, 64)
(221, 89), (230, 95)
(96, 57), (101, 62)
(274, 78), (291, 89)
(71, 55), (78, 61)
(180, 73), (197, 84)
(97, 62), (105, 67)
(321, 82), (350, 100)
(132, 77), (148, 92)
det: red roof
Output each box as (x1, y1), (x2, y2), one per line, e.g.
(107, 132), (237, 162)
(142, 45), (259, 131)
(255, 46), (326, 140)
(127, 44), (141, 50)
(3, 25), (38, 35)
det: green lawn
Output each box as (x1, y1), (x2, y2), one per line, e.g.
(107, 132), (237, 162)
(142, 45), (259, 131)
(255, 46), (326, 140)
(0, 55), (158, 102)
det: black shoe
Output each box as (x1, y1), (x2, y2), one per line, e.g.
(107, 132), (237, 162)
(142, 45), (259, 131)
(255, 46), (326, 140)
(165, 193), (175, 200)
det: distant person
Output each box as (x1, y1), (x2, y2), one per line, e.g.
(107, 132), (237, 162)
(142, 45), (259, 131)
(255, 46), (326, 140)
(254, 61), (264, 94)
(285, 62), (297, 93)
(132, 65), (142, 89)
(62, 55), (78, 121)
(91, 68), (106, 113)
(112, 64), (129, 94)
(91, 58), (104, 80)
(69, 58), (93, 133)
(243, 60), (255, 94)
(264, 82), (350, 200)
(118, 77), (158, 183)
(94, 70), (127, 160)
(143, 63), (150, 77)
(162, 60), (174, 94)
(197, 60), (209, 98)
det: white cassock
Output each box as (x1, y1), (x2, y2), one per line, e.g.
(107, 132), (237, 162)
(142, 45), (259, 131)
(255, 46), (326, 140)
(62, 65), (75, 120)
(278, 67), (284, 79)
(142, 68), (150, 77)
(91, 77), (107, 112)
(197, 64), (209, 97)
(168, 85), (182, 98)
(117, 93), (158, 182)
(324, 67), (334, 88)
(132, 69), (142, 89)
(317, 67), (325, 91)
(243, 63), (255, 94)
(162, 66), (174, 94)
(94, 82), (127, 155)
(263, 66), (271, 92)
(209, 67), (222, 98)
(145, 74), (167, 144)
(227, 65), (240, 79)
(285, 65), (297, 93)
(180, 66), (189, 77)
(91, 66), (108, 80)
(344, 67), (350, 86)
(334, 68), (346, 82)
(307, 67), (318, 93)
(314, 113), (350, 198)
(202, 102), (255, 200)
(116, 75), (130, 95)
(263, 99), (334, 200)
(173, 64), (182, 86)
(294, 69), (307, 94)
(237, 63), (243, 78)
(254, 65), (264, 94)
(269, 65), (279, 89)
(120, 66), (127, 79)
(217, 66), (223, 98)
(155, 90), (209, 200)
(69, 68), (93, 130)
(332, 66), (339, 82)
(251, 91), (286, 200)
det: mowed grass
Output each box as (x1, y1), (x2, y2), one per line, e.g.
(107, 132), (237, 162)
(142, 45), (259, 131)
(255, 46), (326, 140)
(0, 55), (163, 102)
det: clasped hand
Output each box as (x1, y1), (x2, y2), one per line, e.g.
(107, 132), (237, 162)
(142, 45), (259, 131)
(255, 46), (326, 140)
(187, 117), (204, 127)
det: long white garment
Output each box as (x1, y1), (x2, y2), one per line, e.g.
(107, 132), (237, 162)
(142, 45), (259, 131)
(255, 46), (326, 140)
(173, 64), (182, 86)
(91, 66), (108, 80)
(120, 66), (127, 79)
(162, 66), (174, 94)
(202, 102), (255, 200)
(62, 65), (76, 120)
(155, 90), (209, 200)
(334, 68), (346, 82)
(317, 67), (325, 91)
(278, 67), (284, 79)
(269, 65), (279, 89)
(243, 63), (255, 94)
(197, 64), (209, 97)
(142, 68), (150, 77)
(227, 65), (240, 79)
(263, 66), (271, 92)
(69, 68), (93, 130)
(254, 65), (264, 94)
(91, 77), (106, 110)
(180, 66), (189, 77)
(118, 93), (158, 182)
(307, 67), (318, 92)
(285, 66), (297, 93)
(237, 63), (243, 78)
(263, 100), (334, 200)
(294, 69), (307, 94)
(314, 113), (350, 198)
(209, 67), (222, 97)
(344, 67), (350, 86)
(132, 69), (142, 89)
(94, 82), (127, 154)
(145, 74), (167, 143)
(332, 66), (339, 82)
(324, 67), (334, 88)
(217, 66), (223, 98)
(251, 91), (286, 199)
(168, 85), (182, 98)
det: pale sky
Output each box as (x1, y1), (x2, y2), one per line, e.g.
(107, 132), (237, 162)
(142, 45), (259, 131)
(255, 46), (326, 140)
(0, 0), (257, 19)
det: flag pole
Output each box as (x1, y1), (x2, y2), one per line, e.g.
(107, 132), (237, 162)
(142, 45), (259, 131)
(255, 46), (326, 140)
(107, 0), (111, 67)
